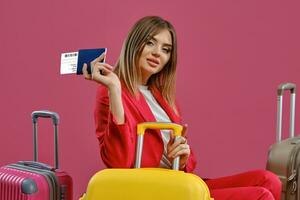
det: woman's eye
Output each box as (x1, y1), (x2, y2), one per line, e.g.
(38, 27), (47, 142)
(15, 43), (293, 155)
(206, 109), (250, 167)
(162, 48), (171, 53)
(146, 41), (154, 46)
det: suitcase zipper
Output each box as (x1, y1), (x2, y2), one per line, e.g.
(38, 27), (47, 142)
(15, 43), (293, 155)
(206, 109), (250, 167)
(288, 143), (300, 195)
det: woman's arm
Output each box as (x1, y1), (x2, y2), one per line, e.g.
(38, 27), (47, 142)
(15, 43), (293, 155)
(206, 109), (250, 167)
(94, 85), (135, 168)
(83, 54), (135, 167)
(108, 85), (124, 124)
(83, 54), (124, 124)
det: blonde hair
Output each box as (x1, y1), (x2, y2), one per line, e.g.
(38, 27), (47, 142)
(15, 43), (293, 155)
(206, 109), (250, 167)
(115, 16), (178, 112)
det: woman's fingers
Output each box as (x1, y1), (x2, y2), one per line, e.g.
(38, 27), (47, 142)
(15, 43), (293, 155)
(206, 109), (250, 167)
(84, 59), (120, 89)
(168, 136), (187, 153)
(92, 62), (113, 71)
(166, 133), (190, 169)
(168, 143), (190, 159)
(82, 63), (91, 80)
(84, 62), (112, 80)
(100, 63), (114, 72)
(167, 132), (175, 147)
(167, 135), (190, 169)
(91, 53), (106, 66)
(91, 63), (113, 78)
(89, 53), (107, 76)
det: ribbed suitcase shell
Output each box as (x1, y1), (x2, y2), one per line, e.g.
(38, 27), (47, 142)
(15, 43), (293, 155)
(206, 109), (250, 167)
(80, 168), (212, 200)
(0, 162), (73, 200)
(0, 166), (52, 200)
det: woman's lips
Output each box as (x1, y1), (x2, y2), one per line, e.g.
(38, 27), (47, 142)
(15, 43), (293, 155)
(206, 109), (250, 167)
(147, 58), (160, 67)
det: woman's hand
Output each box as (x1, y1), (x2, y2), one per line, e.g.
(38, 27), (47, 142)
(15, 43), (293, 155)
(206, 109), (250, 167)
(83, 53), (121, 90)
(83, 53), (125, 124)
(167, 133), (190, 170)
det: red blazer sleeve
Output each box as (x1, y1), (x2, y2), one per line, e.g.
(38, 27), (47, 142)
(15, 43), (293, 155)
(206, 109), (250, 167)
(94, 85), (135, 168)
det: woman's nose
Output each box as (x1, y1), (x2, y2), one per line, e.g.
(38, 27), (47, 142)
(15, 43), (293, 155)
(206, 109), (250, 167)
(151, 46), (160, 57)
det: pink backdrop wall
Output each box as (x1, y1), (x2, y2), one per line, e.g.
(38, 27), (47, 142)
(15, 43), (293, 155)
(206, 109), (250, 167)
(1, 0), (299, 198)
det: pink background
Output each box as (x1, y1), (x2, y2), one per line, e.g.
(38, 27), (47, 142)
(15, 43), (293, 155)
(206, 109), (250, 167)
(1, 0), (300, 198)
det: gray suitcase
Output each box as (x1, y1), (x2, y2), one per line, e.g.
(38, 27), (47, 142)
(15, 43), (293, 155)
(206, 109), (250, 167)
(267, 83), (299, 200)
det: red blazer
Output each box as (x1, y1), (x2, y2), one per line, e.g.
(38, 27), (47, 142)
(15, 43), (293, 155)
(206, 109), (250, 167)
(94, 84), (196, 173)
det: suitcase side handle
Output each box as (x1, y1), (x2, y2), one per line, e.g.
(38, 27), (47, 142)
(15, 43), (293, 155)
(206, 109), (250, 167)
(17, 161), (55, 171)
(277, 83), (296, 142)
(135, 122), (183, 170)
(31, 110), (60, 169)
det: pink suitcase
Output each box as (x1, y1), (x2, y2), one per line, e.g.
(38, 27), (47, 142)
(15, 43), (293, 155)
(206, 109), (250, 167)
(0, 110), (73, 200)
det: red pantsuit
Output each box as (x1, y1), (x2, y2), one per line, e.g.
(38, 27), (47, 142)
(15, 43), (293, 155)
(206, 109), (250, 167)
(205, 170), (281, 200)
(94, 84), (281, 200)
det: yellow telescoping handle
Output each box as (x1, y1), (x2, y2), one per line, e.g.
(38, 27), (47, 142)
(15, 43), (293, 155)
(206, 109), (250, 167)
(135, 122), (184, 170)
(137, 122), (183, 136)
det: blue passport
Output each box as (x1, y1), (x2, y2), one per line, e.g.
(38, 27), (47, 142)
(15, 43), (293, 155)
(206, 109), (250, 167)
(76, 48), (107, 74)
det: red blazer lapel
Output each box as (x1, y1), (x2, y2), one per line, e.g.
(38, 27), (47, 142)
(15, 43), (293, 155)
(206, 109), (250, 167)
(122, 85), (156, 123)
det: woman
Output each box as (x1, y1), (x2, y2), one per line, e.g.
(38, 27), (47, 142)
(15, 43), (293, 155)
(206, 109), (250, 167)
(83, 16), (281, 200)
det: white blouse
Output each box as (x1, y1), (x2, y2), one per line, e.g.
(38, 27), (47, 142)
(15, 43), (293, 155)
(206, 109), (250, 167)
(139, 85), (172, 168)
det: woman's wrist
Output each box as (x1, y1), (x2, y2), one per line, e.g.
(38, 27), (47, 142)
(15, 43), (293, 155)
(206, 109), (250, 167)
(107, 79), (121, 91)
(108, 83), (124, 124)
(109, 85), (121, 95)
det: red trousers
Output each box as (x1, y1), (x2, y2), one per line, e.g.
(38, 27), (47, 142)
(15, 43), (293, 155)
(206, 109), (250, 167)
(205, 170), (281, 200)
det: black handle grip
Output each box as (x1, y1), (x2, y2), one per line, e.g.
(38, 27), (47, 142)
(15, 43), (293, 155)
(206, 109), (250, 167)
(18, 161), (54, 171)
(32, 110), (59, 125)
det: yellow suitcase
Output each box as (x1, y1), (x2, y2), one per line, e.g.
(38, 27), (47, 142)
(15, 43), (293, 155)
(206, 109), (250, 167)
(80, 122), (213, 200)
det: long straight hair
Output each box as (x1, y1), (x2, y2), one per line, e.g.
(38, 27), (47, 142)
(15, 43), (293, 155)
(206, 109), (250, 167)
(115, 16), (178, 112)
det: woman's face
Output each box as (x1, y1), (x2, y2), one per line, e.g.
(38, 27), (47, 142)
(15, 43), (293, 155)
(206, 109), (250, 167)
(138, 29), (172, 85)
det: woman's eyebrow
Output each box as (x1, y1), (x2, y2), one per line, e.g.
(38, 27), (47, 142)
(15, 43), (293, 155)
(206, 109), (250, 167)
(151, 37), (172, 47)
